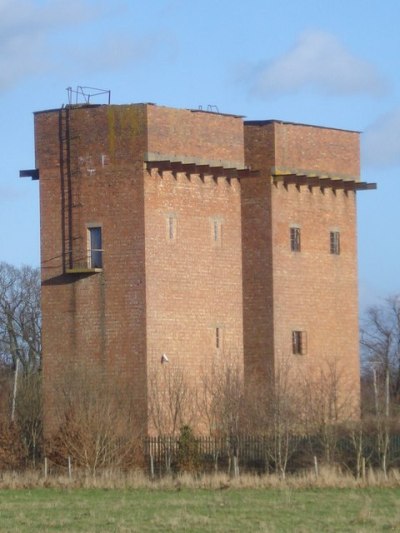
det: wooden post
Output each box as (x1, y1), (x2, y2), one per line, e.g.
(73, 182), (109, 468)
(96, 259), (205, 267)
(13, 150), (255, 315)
(68, 456), (72, 479)
(314, 456), (319, 479)
(150, 453), (154, 479)
(233, 456), (239, 478)
(362, 457), (366, 481)
(44, 457), (48, 479)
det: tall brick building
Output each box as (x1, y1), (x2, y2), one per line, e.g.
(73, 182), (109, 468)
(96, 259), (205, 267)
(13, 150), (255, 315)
(28, 102), (375, 433)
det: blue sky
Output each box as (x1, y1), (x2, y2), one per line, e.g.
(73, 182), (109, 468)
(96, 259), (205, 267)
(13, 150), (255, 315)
(1, 0), (399, 313)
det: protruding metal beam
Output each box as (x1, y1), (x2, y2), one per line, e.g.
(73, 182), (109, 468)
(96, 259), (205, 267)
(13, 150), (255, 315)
(19, 169), (39, 180)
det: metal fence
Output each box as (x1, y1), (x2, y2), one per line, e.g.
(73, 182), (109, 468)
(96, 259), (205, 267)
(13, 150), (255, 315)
(143, 434), (400, 476)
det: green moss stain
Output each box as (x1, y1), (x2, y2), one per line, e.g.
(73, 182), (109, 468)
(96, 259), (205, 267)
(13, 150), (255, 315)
(107, 107), (116, 162)
(107, 105), (146, 162)
(122, 106), (144, 135)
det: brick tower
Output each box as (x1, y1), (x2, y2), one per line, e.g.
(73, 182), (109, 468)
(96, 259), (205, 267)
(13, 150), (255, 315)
(28, 102), (375, 434)
(242, 120), (374, 416)
(33, 103), (251, 433)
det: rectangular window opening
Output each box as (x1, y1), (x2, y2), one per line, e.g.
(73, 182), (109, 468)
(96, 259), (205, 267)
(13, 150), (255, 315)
(88, 227), (103, 268)
(213, 219), (219, 242)
(167, 215), (177, 241)
(290, 226), (301, 252)
(292, 330), (307, 355)
(330, 231), (340, 255)
(211, 217), (223, 246)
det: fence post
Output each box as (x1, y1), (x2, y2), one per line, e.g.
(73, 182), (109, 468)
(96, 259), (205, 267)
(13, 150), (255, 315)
(68, 456), (72, 479)
(362, 457), (366, 481)
(313, 456), (319, 479)
(150, 452), (155, 479)
(233, 456), (239, 478)
(44, 457), (48, 479)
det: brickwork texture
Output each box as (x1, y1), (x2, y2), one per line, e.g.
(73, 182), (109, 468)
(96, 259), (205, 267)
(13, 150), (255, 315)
(34, 104), (362, 434)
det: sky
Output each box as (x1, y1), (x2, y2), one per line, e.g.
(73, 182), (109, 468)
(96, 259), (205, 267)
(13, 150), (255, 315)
(0, 0), (399, 314)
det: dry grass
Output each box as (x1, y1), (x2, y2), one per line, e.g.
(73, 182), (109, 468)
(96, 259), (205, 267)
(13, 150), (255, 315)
(1, 466), (400, 490)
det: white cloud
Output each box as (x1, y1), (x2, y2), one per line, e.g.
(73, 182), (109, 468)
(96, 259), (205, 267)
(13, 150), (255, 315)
(363, 109), (400, 168)
(0, 0), (101, 90)
(0, 0), (96, 34)
(246, 30), (386, 98)
(69, 32), (159, 72)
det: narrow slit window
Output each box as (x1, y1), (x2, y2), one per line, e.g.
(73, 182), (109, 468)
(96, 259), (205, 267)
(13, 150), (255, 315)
(292, 330), (307, 355)
(211, 217), (222, 246)
(88, 227), (103, 268)
(167, 215), (176, 241)
(213, 219), (219, 242)
(290, 226), (301, 252)
(216, 327), (220, 349)
(330, 231), (340, 255)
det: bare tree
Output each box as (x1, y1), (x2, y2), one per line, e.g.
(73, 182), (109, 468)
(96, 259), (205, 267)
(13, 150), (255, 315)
(0, 361), (13, 413)
(200, 354), (245, 436)
(199, 354), (245, 476)
(249, 357), (303, 478)
(371, 365), (391, 478)
(15, 372), (43, 466)
(148, 363), (194, 436)
(361, 295), (400, 401)
(359, 296), (400, 476)
(147, 363), (195, 474)
(50, 365), (142, 475)
(0, 262), (41, 374)
(301, 358), (356, 466)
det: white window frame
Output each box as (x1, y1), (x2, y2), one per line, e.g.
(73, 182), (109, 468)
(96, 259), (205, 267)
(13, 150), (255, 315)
(87, 225), (103, 269)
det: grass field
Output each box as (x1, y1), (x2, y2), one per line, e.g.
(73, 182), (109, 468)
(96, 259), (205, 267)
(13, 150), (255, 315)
(1, 486), (400, 532)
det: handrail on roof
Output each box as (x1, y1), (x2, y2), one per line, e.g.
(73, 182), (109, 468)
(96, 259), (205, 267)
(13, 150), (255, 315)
(66, 86), (111, 105)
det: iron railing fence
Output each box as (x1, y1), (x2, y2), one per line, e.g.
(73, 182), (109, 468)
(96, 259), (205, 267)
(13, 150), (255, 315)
(143, 434), (400, 476)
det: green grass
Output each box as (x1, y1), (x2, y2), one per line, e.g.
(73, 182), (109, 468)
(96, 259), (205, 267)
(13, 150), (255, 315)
(1, 487), (400, 532)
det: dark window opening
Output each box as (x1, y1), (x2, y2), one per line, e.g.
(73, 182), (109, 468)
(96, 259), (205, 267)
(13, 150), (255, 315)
(216, 327), (220, 349)
(167, 215), (176, 241)
(214, 219), (219, 242)
(292, 330), (307, 355)
(330, 231), (340, 255)
(290, 227), (301, 252)
(89, 227), (103, 268)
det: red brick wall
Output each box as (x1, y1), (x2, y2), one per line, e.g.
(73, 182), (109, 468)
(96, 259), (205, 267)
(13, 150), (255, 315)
(271, 183), (360, 413)
(244, 121), (360, 415)
(272, 121), (360, 177)
(144, 106), (245, 433)
(242, 125), (275, 387)
(35, 104), (361, 436)
(144, 170), (243, 396)
(36, 104), (245, 435)
(36, 104), (149, 433)
(147, 106), (244, 166)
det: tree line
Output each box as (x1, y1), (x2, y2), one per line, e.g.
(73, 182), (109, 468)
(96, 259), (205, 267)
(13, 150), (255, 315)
(0, 260), (400, 478)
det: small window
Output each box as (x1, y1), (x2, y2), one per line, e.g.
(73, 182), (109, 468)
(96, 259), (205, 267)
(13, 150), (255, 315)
(330, 231), (340, 255)
(292, 330), (307, 355)
(167, 215), (177, 241)
(88, 227), (103, 268)
(215, 326), (223, 350)
(213, 220), (219, 242)
(290, 227), (301, 252)
(211, 217), (223, 246)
